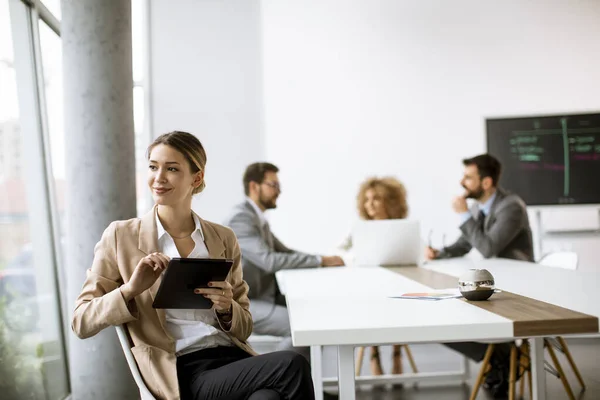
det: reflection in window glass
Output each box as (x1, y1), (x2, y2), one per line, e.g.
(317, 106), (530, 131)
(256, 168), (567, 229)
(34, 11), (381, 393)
(0, 4), (23, 265)
(1, 3), (66, 399)
(38, 21), (65, 236)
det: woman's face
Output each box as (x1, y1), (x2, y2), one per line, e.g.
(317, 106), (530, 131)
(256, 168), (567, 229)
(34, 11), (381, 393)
(147, 144), (202, 207)
(364, 188), (389, 220)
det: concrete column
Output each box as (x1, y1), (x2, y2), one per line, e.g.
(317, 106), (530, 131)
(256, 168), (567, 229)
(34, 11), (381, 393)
(61, 0), (138, 398)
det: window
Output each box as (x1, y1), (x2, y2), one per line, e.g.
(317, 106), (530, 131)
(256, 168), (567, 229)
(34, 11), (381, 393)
(2, 1), (69, 398)
(38, 20), (66, 236)
(134, 85), (149, 214)
(38, 20), (65, 228)
(4, 1), (152, 397)
(132, 0), (152, 215)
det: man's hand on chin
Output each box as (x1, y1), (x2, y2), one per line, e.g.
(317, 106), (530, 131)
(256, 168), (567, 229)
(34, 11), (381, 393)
(452, 195), (469, 214)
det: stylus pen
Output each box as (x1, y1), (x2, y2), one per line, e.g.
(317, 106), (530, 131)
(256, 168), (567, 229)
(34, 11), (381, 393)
(424, 231), (446, 265)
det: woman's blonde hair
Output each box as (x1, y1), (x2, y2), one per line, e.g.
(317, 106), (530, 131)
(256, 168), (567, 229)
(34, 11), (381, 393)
(357, 177), (408, 220)
(146, 131), (207, 195)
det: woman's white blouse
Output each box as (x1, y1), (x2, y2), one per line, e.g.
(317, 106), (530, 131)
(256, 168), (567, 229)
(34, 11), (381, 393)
(156, 212), (234, 356)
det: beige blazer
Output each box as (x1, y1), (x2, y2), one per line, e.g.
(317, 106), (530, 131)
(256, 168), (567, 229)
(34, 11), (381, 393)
(72, 206), (256, 400)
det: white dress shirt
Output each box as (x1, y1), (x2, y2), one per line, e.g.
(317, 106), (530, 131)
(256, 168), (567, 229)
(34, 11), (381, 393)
(246, 197), (268, 227)
(459, 191), (498, 225)
(156, 211), (234, 356)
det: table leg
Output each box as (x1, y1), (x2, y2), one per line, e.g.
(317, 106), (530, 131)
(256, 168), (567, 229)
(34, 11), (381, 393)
(311, 345), (323, 400)
(462, 355), (471, 384)
(337, 345), (356, 400)
(530, 337), (547, 399)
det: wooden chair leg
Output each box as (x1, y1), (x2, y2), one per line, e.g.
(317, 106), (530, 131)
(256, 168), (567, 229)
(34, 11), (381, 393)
(557, 336), (586, 390)
(392, 344), (403, 375)
(355, 346), (365, 376)
(518, 347), (524, 398)
(370, 346), (384, 376)
(403, 344), (418, 373)
(509, 345), (517, 400)
(469, 344), (495, 400)
(546, 339), (576, 400)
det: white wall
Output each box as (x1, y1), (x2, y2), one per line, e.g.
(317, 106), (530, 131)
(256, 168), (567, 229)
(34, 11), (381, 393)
(149, 0), (600, 270)
(150, 0), (264, 223)
(260, 0), (600, 265)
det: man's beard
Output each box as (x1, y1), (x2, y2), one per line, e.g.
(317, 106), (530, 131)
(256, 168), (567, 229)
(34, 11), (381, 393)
(463, 185), (485, 200)
(258, 193), (277, 210)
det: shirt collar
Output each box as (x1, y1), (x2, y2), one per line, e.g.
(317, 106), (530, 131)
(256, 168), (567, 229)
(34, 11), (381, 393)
(155, 210), (204, 241)
(479, 191), (497, 216)
(246, 197), (268, 227)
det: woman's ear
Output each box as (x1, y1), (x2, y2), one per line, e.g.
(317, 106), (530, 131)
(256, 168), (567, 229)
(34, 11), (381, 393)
(193, 170), (205, 188)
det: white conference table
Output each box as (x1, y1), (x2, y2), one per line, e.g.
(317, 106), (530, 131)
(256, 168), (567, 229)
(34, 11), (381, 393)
(276, 259), (600, 400)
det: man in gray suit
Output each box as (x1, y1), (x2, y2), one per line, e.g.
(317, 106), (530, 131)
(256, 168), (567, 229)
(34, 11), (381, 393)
(224, 162), (344, 354)
(425, 154), (534, 398)
(425, 154), (533, 262)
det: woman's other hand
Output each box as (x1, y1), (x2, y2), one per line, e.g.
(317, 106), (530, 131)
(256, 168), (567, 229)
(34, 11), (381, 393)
(195, 281), (233, 314)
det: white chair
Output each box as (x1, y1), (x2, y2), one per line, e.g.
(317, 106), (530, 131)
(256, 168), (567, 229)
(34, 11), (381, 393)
(538, 251), (578, 270)
(247, 334), (284, 355)
(115, 325), (156, 400)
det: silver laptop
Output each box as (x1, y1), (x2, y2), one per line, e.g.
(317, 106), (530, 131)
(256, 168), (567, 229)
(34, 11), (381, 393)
(352, 219), (421, 266)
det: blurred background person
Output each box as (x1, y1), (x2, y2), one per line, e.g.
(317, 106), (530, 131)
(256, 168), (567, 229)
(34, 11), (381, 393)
(337, 176), (412, 378)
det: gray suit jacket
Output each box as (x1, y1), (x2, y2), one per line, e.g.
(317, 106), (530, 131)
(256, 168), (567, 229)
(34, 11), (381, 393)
(438, 188), (534, 262)
(223, 201), (321, 304)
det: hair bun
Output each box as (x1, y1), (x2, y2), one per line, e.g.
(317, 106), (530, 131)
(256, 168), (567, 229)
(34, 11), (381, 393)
(193, 180), (206, 195)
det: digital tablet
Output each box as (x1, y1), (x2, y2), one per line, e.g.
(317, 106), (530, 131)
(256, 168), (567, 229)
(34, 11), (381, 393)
(152, 258), (233, 309)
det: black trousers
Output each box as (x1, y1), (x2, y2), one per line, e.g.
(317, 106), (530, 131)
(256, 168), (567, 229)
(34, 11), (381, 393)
(176, 346), (315, 400)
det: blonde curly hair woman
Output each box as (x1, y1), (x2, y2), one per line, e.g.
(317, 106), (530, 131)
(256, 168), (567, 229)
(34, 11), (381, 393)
(357, 177), (408, 221)
(337, 177), (409, 254)
(338, 177), (418, 379)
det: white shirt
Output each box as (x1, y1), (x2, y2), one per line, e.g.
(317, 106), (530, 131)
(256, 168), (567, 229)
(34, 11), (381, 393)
(459, 191), (498, 225)
(246, 197), (268, 227)
(156, 211), (234, 356)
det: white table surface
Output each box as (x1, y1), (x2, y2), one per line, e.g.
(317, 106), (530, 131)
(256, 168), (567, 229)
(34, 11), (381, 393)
(277, 260), (600, 330)
(280, 266), (513, 346)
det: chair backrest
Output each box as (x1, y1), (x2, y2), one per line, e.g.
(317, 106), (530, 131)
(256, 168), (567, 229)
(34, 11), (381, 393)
(115, 325), (156, 400)
(538, 251), (578, 270)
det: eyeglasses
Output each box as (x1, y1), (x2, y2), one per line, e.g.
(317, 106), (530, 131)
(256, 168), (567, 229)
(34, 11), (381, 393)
(262, 181), (281, 192)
